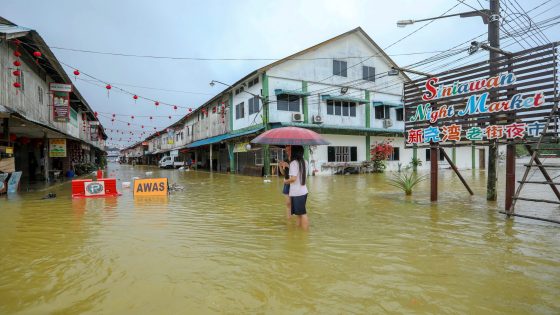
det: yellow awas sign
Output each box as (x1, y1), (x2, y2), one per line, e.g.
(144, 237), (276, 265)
(133, 178), (168, 196)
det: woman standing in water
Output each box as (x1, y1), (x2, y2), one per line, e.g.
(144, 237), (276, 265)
(278, 145), (292, 220)
(284, 145), (309, 230)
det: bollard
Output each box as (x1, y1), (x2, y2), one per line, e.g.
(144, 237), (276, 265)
(96, 169), (103, 180)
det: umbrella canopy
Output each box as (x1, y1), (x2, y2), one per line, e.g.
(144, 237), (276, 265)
(251, 127), (330, 145)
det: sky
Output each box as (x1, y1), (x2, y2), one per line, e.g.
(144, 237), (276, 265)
(3, 0), (559, 147)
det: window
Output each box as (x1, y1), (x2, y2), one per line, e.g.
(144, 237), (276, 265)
(327, 100), (356, 117)
(363, 66), (375, 82)
(248, 96), (260, 115)
(328, 146), (358, 162)
(375, 105), (390, 119)
(235, 86), (245, 95)
(38, 86), (44, 105)
(333, 60), (347, 77)
(247, 77), (259, 88)
(235, 102), (245, 119)
(277, 94), (300, 112)
(425, 149), (445, 161)
(388, 147), (400, 161)
(395, 108), (404, 121)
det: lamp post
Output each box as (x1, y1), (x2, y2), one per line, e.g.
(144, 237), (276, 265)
(398, 0), (502, 202)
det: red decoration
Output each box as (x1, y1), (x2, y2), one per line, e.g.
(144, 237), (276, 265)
(149, 116), (153, 120)
(133, 95), (138, 100)
(12, 70), (21, 77)
(189, 108), (192, 112)
(9, 134), (17, 142)
(73, 69), (80, 76)
(13, 60), (21, 67)
(13, 82), (21, 88)
(33, 51), (42, 58)
(13, 39), (21, 46)
(20, 137), (31, 145)
(131, 115), (135, 119)
(111, 119), (115, 123)
(212, 107), (217, 113)
(13, 51), (21, 57)
(168, 116), (171, 119)
(155, 101), (159, 106)
(127, 123), (130, 126)
(106, 84), (112, 90)
(94, 112), (98, 117)
(173, 105), (177, 110)
(141, 125), (144, 129)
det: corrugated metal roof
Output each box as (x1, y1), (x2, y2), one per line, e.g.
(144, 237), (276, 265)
(185, 127), (264, 149)
(0, 23), (32, 39)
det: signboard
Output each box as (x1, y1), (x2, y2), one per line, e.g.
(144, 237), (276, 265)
(170, 150), (178, 157)
(49, 139), (67, 157)
(404, 43), (559, 148)
(6, 147), (13, 154)
(84, 181), (106, 196)
(133, 178), (168, 196)
(49, 83), (73, 92)
(233, 142), (249, 153)
(52, 91), (70, 122)
(90, 125), (99, 141)
(7, 171), (22, 193)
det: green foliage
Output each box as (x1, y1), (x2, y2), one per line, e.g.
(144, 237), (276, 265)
(387, 171), (428, 195)
(409, 157), (423, 170)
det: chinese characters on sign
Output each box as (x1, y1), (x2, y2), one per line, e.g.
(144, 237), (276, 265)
(49, 139), (67, 157)
(406, 122), (545, 144)
(406, 70), (547, 144)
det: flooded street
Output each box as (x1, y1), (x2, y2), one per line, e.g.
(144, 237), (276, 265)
(1, 162), (560, 314)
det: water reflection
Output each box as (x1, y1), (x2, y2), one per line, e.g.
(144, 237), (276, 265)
(0, 162), (559, 314)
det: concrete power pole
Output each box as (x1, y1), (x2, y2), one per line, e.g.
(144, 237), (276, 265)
(487, 0), (500, 201)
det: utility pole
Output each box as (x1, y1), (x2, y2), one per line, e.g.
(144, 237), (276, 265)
(487, 0), (500, 201)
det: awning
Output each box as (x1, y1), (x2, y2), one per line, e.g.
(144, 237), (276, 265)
(185, 126), (264, 149)
(278, 122), (403, 135)
(274, 89), (310, 97)
(321, 95), (368, 104)
(372, 101), (403, 108)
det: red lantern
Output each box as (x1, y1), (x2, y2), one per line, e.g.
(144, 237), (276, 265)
(168, 116), (171, 119)
(133, 95), (138, 100)
(13, 39), (21, 46)
(9, 134), (17, 142)
(127, 123), (130, 126)
(131, 115), (135, 119)
(111, 118), (114, 123)
(173, 105), (177, 111)
(13, 51), (21, 57)
(112, 114), (116, 118)
(106, 84), (112, 90)
(73, 69), (80, 76)
(20, 137), (31, 145)
(212, 107), (217, 113)
(13, 60), (21, 67)
(149, 116), (153, 120)
(155, 101), (159, 107)
(33, 51), (42, 58)
(12, 70), (21, 77)
(189, 108), (192, 112)
(141, 125), (144, 129)
(13, 82), (21, 88)
(94, 112), (98, 117)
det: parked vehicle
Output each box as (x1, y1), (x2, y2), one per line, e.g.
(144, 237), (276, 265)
(158, 156), (185, 169)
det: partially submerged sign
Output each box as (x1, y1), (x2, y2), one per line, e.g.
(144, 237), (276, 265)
(404, 43), (559, 147)
(133, 178), (168, 196)
(85, 181), (106, 197)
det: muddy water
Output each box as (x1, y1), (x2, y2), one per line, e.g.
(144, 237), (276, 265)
(0, 162), (559, 314)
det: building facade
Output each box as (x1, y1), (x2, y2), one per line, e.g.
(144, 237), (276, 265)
(0, 17), (107, 188)
(123, 27), (486, 176)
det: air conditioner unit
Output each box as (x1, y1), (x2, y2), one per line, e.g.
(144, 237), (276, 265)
(292, 113), (304, 122)
(383, 119), (393, 128)
(312, 115), (323, 124)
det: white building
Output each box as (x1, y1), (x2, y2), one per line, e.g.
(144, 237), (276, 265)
(131, 27), (485, 175)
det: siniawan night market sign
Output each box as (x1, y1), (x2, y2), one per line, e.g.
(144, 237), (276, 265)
(403, 42), (559, 148)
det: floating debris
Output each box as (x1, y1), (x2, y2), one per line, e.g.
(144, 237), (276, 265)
(41, 192), (57, 199)
(169, 183), (184, 191)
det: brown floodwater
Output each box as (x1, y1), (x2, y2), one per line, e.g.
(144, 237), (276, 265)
(1, 162), (559, 314)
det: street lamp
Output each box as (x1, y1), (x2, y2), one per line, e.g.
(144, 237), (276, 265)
(396, 10), (493, 27)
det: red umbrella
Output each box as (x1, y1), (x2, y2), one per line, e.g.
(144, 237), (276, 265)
(251, 127), (330, 145)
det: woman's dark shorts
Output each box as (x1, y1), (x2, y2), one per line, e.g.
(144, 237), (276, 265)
(290, 194), (308, 215)
(282, 183), (290, 195)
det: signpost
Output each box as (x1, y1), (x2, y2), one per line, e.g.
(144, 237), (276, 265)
(404, 42), (559, 209)
(133, 178), (168, 196)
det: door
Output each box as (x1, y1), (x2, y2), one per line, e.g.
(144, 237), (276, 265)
(478, 148), (485, 169)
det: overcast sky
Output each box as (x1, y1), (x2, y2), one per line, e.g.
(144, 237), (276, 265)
(3, 0), (559, 147)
